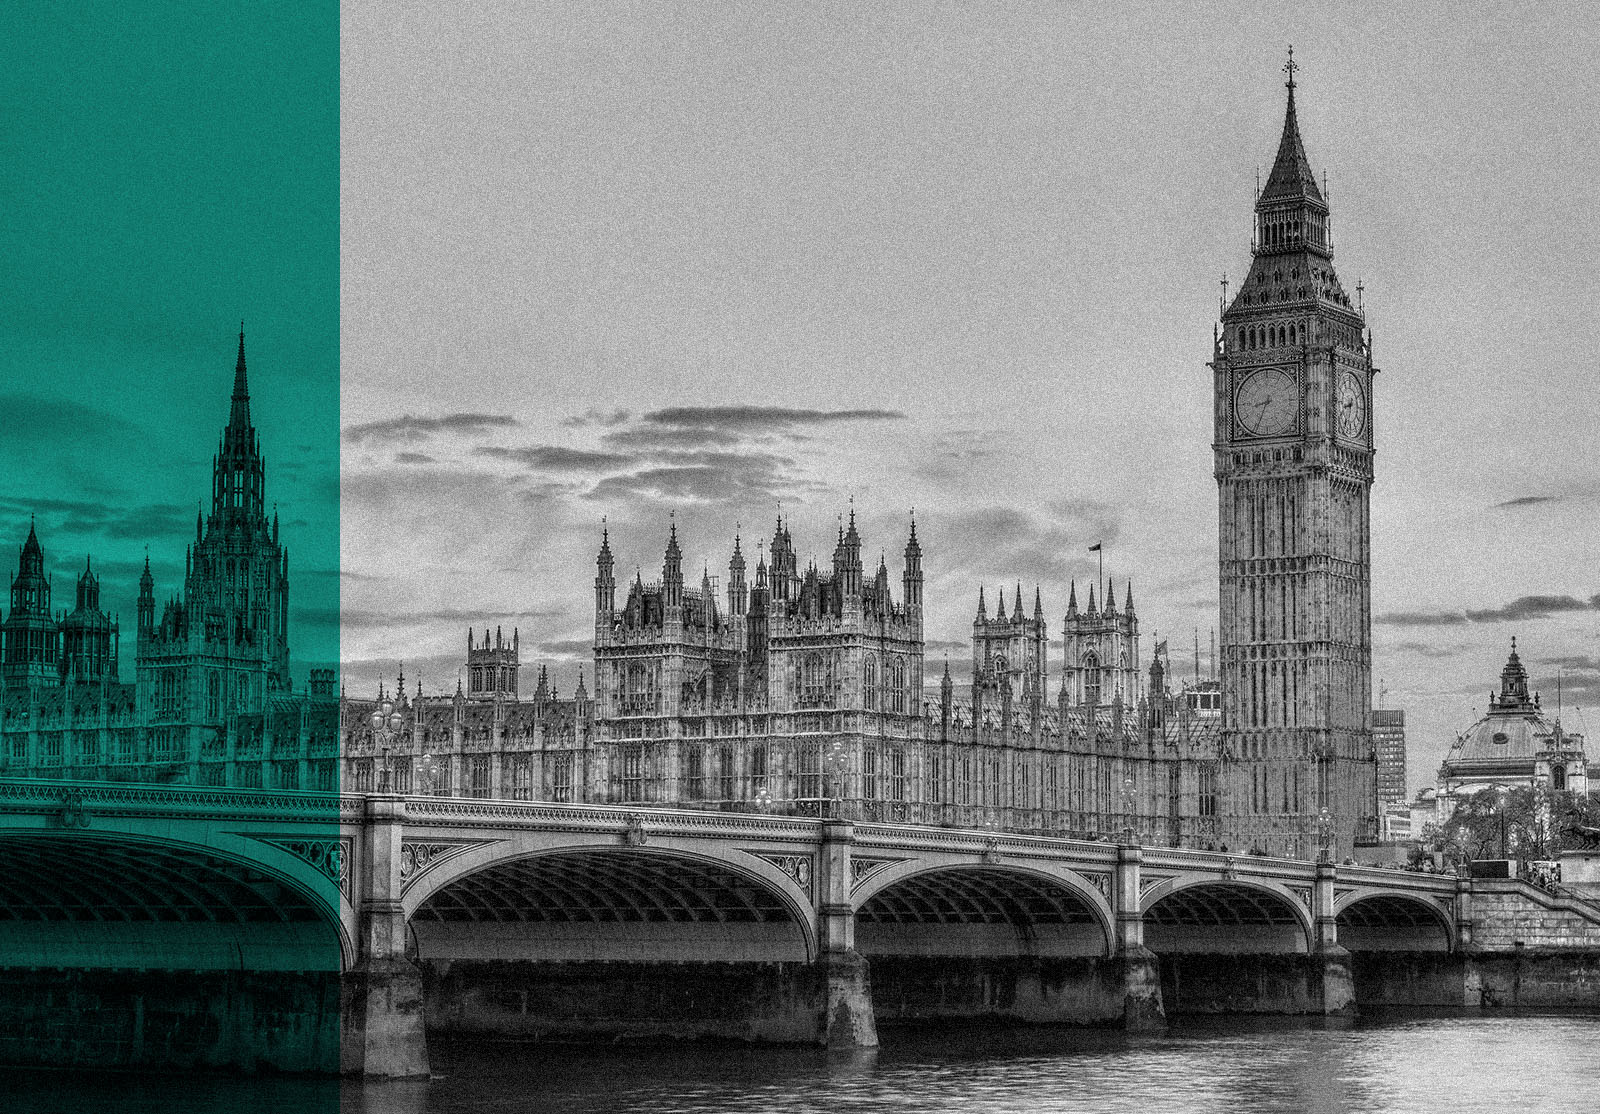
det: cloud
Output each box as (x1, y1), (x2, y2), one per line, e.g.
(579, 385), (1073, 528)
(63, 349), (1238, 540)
(342, 412), (519, 441)
(474, 445), (634, 472)
(1376, 594), (1600, 627)
(601, 425), (744, 450)
(930, 501), (1126, 590)
(640, 406), (905, 433)
(0, 496), (192, 546)
(1493, 495), (1558, 509)
(340, 607), (565, 631)
(561, 409), (632, 429)
(0, 394), (141, 442)
(394, 452), (435, 464)
(587, 450), (809, 507)
(1385, 640), (1461, 660)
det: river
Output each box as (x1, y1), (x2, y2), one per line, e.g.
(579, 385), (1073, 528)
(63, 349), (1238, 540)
(3, 1014), (1597, 1113)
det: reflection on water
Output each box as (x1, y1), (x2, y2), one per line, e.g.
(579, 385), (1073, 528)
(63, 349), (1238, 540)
(4, 1015), (1598, 1114)
(369, 1016), (1600, 1114)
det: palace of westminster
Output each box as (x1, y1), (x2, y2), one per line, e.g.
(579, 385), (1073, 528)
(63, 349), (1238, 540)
(3, 65), (1468, 858)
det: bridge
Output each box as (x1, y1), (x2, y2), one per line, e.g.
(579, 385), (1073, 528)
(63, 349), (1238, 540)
(1, 778), (1596, 1078)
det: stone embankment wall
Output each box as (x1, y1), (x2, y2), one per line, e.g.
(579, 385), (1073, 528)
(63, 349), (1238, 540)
(0, 969), (340, 1072)
(1471, 881), (1600, 949)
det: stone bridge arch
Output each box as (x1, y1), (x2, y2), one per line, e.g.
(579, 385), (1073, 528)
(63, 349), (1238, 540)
(1333, 887), (1455, 952)
(399, 831), (820, 963)
(852, 858), (1115, 958)
(1139, 873), (1313, 954)
(0, 826), (353, 970)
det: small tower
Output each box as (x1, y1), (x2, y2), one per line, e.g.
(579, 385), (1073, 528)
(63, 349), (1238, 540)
(137, 553), (155, 637)
(466, 625), (520, 700)
(662, 520), (684, 614)
(595, 523), (616, 636)
(60, 556), (118, 685)
(2, 522), (59, 691)
(1062, 578), (1140, 709)
(727, 530), (748, 620)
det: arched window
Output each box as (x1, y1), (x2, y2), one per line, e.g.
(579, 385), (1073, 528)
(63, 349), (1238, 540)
(801, 651), (826, 708)
(1552, 765), (1567, 792)
(862, 654), (878, 711)
(1083, 651), (1101, 707)
(1288, 323), (1297, 345)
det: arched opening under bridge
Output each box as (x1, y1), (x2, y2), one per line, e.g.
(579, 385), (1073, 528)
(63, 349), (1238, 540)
(1336, 894), (1452, 953)
(409, 848), (823, 1044)
(854, 865), (1118, 1027)
(411, 848), (809, 963)
(855, 865), (1109, 958)
(1142, 881), (1322, 1016)
(1143, 881), (1309, 955)
(0, 832), (343, 1072)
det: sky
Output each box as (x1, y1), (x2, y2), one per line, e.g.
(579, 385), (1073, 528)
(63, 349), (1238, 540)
(0, 5), (339, 670)
(338, 3), (1600, 796)
(6, 4), (1594, 800)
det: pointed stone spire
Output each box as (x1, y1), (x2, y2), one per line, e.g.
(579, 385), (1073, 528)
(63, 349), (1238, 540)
(1124, 579), (1136, 615)
(1013, 582), (1023, 619)
(996, 586), (1007, 621)
(1086, 584), (1098, 617)
(1034, 586), (1044, 617)
(229, 323), (252, 432)
(1261, 48), (1323, 206)
(976, 585), (987, 621)
(1105, 580), (1117, 613)
(1066, 579), (1078, 618)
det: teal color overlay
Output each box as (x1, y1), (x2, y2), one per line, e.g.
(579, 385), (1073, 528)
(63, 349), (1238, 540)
(0, 3), (342, 1076)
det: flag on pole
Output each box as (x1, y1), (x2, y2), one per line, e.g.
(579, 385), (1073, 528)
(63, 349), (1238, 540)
(1156, 639), (1168, 656)
(1088, 542), (1102, 552)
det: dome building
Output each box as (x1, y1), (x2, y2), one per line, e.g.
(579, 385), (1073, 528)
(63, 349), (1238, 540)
(1438, 640), (1589, 799)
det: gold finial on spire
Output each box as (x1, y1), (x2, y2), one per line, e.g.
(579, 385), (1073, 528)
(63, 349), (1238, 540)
(1284, 45), (1298, 91)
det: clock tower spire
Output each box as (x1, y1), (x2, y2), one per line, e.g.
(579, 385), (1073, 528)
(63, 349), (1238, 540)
(1213, 52), (1377, 857)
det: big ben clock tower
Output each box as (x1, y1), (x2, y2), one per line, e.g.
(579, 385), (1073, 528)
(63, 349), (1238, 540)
(1213, 52), (1377, 856)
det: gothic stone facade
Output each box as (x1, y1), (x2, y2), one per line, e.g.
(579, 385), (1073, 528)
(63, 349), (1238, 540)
(0, 331), (338, 788)
(1213, 66), (1379, 855)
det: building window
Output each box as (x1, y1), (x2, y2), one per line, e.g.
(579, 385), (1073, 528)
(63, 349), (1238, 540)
(470, 755), (490, 799)
(718, 745), (736, 801)
(552, 752), (573, 803)
(798, 745), (821, 803)
(1083, 652), (1101, 706)
(1199, 765), (1218, 817)
(623, 746), (644, 802)
(862, 654), (878, 710)
(1553, 765), (1567, 792)
(275, 761), (299, 790)
(751, 743), (768, 792)
(510, 754), (532, 800)
(687, 746), (705, 800)
(888, 748), (906, 803)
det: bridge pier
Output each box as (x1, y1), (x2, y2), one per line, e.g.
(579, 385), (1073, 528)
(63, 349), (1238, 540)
(1313, 861), (1355, 1016)
(819, 819), (878, 1048)
(1114, 845), (1166, 1030)
(344, 796), (430, 1080)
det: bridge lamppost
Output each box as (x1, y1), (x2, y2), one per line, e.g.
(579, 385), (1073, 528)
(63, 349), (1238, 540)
(415, 752), (440, 796)
(824, 739), (849, 820)
(1121, 776), (1138, 847)
(1317, 805), (1334, 864)
(368, 696), (403, 793)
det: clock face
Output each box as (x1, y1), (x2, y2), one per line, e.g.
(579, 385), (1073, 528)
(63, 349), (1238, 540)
(1336, 371), (1366, 440)
(1235, 367), (1299, 438)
